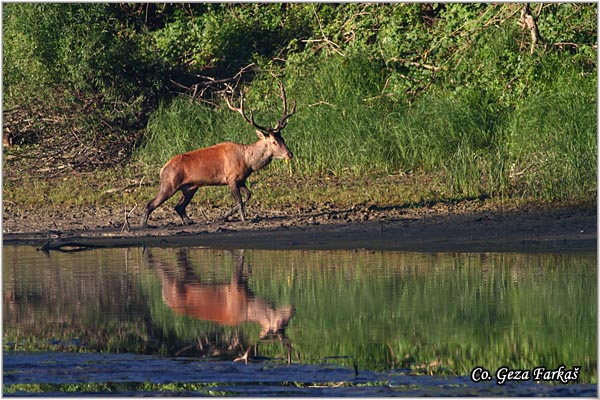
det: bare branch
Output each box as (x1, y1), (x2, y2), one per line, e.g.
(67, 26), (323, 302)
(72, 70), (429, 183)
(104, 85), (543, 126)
(519, 3), (544, 54)
(168, 63), (258, 104)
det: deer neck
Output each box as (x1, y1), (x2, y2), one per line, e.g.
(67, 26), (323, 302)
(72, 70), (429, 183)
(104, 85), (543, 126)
(243, 140), (273, 172)
(246, 300), (293, 338)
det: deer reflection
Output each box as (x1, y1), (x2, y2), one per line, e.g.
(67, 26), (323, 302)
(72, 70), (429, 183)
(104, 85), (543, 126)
(147, 248), (294, 363)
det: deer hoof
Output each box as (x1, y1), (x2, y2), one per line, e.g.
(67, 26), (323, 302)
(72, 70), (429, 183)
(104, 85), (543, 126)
(234, 348), (251, 365)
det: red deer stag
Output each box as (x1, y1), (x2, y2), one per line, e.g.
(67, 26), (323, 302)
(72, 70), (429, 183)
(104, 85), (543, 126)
(149, 249), (295, 364)
(142, 81), (296, 227)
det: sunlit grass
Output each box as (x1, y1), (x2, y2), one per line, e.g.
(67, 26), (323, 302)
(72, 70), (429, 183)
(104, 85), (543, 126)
(1, 164), (473, 215)
(3, 53), (595, 218)
(134, 54), (595, 204)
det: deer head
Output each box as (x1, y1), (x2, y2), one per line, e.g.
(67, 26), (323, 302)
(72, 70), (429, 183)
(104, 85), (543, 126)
(224, 80), (296, 160)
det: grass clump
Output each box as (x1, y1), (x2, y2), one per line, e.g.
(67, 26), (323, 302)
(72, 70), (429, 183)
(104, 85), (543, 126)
(137, 51), (596, 205)
(505, 69), (597, 201)
(3, 4), (596, 209)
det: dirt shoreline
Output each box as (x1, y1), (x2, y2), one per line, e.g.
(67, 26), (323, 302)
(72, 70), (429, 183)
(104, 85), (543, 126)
(3, 201), (596, 253)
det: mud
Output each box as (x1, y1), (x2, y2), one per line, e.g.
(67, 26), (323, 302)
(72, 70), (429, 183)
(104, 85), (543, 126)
(3, 200), (596, 252)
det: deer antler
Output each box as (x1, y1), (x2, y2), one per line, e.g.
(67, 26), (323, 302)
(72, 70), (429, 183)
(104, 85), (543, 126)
(223, 85), (270, 133)
(274, 80), (297, 132)
(224, 80), (296, 134)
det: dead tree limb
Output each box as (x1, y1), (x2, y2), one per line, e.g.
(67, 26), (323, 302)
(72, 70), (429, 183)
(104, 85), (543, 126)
(169, 63), (257, 103)
(519, 3), (544, 54)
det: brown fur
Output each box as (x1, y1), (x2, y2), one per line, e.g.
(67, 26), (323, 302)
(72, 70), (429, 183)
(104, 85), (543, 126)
(142, 131), (292, 227)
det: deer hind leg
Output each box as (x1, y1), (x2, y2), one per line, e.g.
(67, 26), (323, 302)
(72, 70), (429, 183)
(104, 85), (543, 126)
(174, 185), (198, 225)
(142, 183), (178, 227)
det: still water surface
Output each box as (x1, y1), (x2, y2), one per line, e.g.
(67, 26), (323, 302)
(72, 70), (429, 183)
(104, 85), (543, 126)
(3, 245), (597, 396)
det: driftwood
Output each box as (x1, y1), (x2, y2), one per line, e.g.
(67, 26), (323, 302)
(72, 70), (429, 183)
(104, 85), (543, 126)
(39, 240), (110, 253)
(38, 235), (149, 253)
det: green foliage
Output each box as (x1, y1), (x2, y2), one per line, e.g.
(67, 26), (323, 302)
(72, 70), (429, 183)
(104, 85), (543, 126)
(3, 3), (163, 104)
(3, 3), (597, 202)
(151, 3), (315, 75)
(3, 3), (165, 166)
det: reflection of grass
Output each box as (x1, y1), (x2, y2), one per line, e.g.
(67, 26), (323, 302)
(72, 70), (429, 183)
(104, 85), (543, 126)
(3, 248), (597, 384)
(3, 380), (400, 396)
(240, 251), (598, 383)
(140, 249), (597, 383)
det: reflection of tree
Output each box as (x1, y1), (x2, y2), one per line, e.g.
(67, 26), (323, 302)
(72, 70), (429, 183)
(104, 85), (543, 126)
(3, 247), (152, 353)
(148, 248), (295, 363)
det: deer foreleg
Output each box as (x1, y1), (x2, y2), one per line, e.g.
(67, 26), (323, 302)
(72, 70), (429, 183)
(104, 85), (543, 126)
(224, 182), (250, 221)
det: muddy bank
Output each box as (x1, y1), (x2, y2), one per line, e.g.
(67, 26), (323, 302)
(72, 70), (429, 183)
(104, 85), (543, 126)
(5, 352), (597, 397)
(3, 201), (596, 253)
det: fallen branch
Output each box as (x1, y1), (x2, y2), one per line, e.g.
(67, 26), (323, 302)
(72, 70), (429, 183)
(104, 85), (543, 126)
(169, 63), (257, 103)
(121, 205), (137, 232)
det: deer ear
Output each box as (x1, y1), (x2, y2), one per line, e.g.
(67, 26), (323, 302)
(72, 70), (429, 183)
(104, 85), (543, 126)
(255, 129), (267, 140)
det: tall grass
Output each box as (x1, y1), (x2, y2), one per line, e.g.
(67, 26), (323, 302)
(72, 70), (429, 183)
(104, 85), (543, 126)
(137, 53), (596, 203)
(139, 99), (238, 167)
(504, 68), (597, 201)
(386, 89), (508, 198)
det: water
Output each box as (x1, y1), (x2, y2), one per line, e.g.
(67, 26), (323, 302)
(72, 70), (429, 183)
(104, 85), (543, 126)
(3, 246), (597, 396)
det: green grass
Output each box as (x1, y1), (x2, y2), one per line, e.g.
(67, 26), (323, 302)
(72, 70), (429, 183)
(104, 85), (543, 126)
(135, 53), (596, 204)
(3, 45), (595, 212)
(504, 69), (597, 201)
